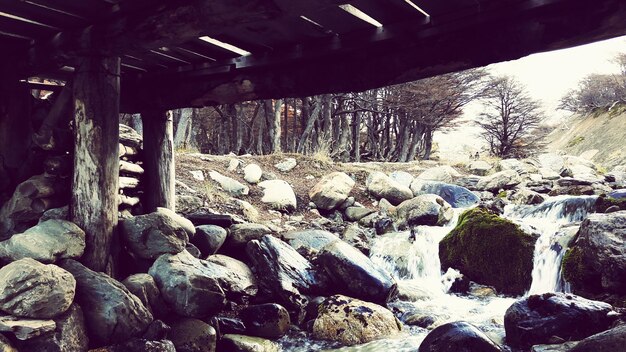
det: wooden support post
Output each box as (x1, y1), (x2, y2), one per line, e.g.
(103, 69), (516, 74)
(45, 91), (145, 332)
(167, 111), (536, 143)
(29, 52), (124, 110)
(142, 109), (174, 212)
(71, 56), (120, 272)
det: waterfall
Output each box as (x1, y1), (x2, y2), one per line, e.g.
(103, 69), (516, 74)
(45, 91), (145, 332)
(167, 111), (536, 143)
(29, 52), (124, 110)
(504, 195), (597, 294)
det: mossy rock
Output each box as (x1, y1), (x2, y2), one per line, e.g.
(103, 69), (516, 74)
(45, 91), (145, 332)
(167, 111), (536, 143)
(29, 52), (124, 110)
(561, 246), (603, 296)
(594, 195), (626, 213)
(439, 208), (537, 295)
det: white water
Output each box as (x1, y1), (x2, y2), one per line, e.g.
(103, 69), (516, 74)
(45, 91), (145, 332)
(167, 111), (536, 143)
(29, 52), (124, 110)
(280, 195), (596, 351)
(504, 195), (597, 294)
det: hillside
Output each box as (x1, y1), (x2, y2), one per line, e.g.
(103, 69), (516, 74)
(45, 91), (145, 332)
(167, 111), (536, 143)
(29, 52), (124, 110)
(547, 105), (626, 169)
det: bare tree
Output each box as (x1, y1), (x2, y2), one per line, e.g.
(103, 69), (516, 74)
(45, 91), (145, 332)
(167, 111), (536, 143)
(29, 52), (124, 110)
(477, 75), (544, 157)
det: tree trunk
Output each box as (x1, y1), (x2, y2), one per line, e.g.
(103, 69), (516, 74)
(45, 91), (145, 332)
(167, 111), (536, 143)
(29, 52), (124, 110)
(297, 97), (321, 153)
(71, 56), (120, 272)
(142, 110), (175, 212)
(353, 111), (362, 162)
(174, 108), (193, 150)
(272, 99), (283, 153)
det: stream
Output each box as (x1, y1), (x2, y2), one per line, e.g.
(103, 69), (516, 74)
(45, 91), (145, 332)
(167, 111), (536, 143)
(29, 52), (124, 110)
(279, 195), (598, 351)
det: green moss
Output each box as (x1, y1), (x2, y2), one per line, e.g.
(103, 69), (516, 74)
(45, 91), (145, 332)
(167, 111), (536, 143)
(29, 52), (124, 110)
(594, 195), (626, 213)
(566, 136), (585, 148)
(497, 191), (507, 198)
(439, 208), (537, 295)
(561, 246), (602, 295)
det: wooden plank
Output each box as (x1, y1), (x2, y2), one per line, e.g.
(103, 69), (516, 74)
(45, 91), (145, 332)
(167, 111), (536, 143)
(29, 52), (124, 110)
(141, 110), (174, 212)
(23, 0), (115, 20)
(0, 2), (88, 30)
(0, 15), (58, 39)
(300, 5), (373, 34)
(71, 56), (120, 272)
(351, 0), (419, 24)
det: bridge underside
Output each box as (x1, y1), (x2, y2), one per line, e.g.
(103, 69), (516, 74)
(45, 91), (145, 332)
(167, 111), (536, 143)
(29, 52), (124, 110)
(1, 0), (626, 271)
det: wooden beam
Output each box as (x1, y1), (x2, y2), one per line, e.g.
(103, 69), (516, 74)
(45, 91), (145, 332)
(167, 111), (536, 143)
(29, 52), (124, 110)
(26, 0), (346, 76)
(71, 56), (120, 272)
(121, 0), (626, 111)
(141, 110), (174, 212)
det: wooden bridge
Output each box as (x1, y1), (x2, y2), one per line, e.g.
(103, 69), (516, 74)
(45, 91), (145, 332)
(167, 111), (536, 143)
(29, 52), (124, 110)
(1, 0), (626, 271)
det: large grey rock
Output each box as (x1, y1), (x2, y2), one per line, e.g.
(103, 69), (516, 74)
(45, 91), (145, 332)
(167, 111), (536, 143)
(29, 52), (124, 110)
(243, 164), (263, 184)
(14, 304), (89, 352)
(410, 180), (479, 208)
(282, 229), (339, 257)
(509, 188), (546, 205)
(389, 171), (414, 189)
(497, 158), (537, 174)
(475, 170), (521, 191)
(219, 334), (280, 352)
(538, 153), (566, 173)
(175, 195), (204, 215)
(0, 220), (85, 263)
(419, 321), (503, 352)
(169, 318), (217, 352)
(0, 258), (75, 319)
(192, 225), (227, 256)
(395, 194), (454, 228)
(417, 165), (460, 183)
(564, 211), (626, 294)
(312, 295), (401, 346)
(344, 207), (375, 222)
(38, 206), (69, 223)
(258, 180), (297, 211)
(569, 324), (626, 352)
(504, 293), (616, 349)
(209, 171), (249, 197)
(0, 315), (56, 340)
(274, 158), (297, 172)
(318, 240), (397, 304)
(94, 339), (176, 352)
(309, 172), (355, 210)
(122, 274), (168, 318)
(241, 304), (290, 339)
(228, 223), (271, 248)
(149, 251), (233, 318)
(120, 212), (189, 260)
(246, 235), (329, 312)
(59, 259), (153, 345)
(204, 254), (259, 300)
(156, 207), (196, 237)
(366, 171), (413, 205)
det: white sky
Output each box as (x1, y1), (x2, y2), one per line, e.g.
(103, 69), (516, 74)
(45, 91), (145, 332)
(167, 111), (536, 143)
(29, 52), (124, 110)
(436, 35), (626, 161)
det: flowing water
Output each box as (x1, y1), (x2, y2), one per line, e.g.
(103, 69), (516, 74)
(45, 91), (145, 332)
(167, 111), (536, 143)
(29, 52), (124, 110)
(279, 195), (597, 351)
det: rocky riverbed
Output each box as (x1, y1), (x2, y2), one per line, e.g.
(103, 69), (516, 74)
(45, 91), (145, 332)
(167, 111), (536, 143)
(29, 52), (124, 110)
(0, 127), (625, 351)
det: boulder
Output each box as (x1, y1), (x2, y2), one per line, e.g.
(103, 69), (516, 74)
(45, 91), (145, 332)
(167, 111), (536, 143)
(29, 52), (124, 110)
(562, 211), (626, 295)
(274, 158), (297, 172)
(91, 340), (176, 352)
(312, 295), (401, 345)
(219, 334), (280, 352)
(468, 160), (492, 176)
(39, 206), (69, 223)
(0, 316), (56, 340)
(156, 207), (196, 237)
(395, 194), (454, 228)
(148, 251), (232, 318)
(59, 259), (152, 345)
(504, 293), (616, 349)
(169, 318), (217, 352)
(439, 208), (537, 295)
(257, 180), (297, 211)
(122, 274), (168, 318)
(539, 168), (561, 180)
(282, 229), (339, 257)
(228, 223), (271, 249)
(0, 258), (75, 319)
(208, 171), (249, 197)
(569, 324), (626, 352)
(240, 304), (290, 339)
(318, 240), (397, 304)
(205, 254), (259, 300)
(120, 212), (189, 260)
(246, 235), (329, 312)
(410, 180), (479, 208)
(14, 304), (89, 352)
(192, 225), (227, 256)
(418, 321), (503, 352)
(366, 172), (413, 205)
(0, 220), (85, 263)
(308, 172), (355, 210)
(509, 188), (546, 205)
(344, 206), (375, 222)
(243, 164), (263, 184)
(475, 170), (521, 192)
(389, 171), (414, 188)
(417, 165), (460, 183)
(498, 158), (537, 174)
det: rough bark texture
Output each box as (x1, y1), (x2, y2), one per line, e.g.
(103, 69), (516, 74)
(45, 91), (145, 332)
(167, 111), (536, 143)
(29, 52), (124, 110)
(71, 56), (120, 272)
(142, 110), (175, 212)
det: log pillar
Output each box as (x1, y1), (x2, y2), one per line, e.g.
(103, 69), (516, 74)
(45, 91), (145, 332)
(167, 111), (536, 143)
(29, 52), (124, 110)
(142, 109), (174, 212)
(71, 56), (120, 272)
